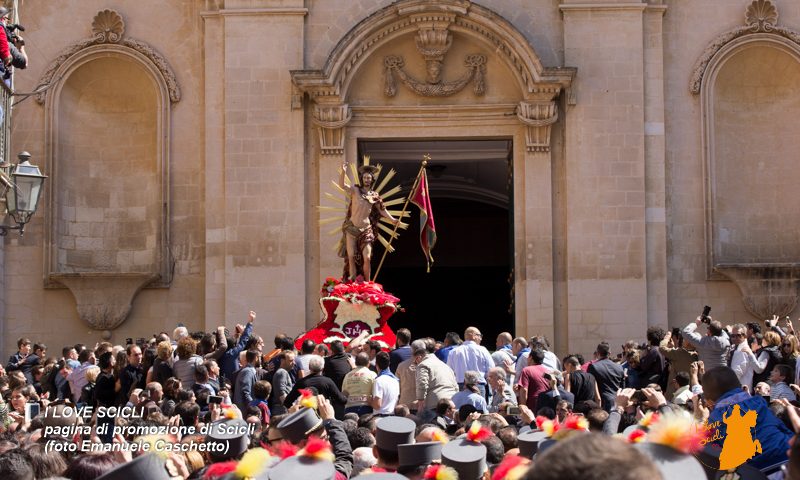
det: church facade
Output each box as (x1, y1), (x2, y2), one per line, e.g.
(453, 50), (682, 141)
(3, 0), (799, 359)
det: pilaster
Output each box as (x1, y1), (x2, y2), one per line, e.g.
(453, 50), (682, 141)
(203, 0), (307, 334)
(561, 1), (649, 355)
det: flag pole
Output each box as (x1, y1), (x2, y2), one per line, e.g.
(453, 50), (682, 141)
(372, 156), (428, 283)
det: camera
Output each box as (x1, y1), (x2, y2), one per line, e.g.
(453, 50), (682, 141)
(506, 405), (521, 416)
(126, 338), (133, 345)
(6, 23), (24, 44)
(700, 305), (711, 324)
(208, 395), (223, 405)
(631, 390), (648, 403)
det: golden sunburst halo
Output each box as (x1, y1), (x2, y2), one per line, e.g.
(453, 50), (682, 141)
(319, 155), (409, 252)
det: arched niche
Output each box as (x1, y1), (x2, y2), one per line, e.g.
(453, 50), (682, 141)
(707, 39), (800, 264)
(55, 52), (163, 275)
(693, 0), (800, 318)
(37, 10), (180, 332)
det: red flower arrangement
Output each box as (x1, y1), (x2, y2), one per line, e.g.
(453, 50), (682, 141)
(295, 277), (401, 351)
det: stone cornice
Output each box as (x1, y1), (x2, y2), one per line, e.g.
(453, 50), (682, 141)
(199, 7), (308, 18)
(559, 3), (647, 12)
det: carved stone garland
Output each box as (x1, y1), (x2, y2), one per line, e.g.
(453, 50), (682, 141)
(691, 0), (800, 319)
(383, 20), (486, 98)
(36, 9), (181, 104)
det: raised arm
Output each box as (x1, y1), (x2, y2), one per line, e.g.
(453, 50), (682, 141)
(339, 161), (351, 191)
(683, 318), (704, 344)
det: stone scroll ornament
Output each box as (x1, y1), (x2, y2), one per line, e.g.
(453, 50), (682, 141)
(384, 26), (486, 97)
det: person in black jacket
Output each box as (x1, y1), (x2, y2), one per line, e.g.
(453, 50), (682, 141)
(94, 352), (116, 443)
(323, 340), (353, 390)
(284, 355), (348, 419)
(637, 327), (667, 389)
(117, 345), (144, 405)
(750, 331), (783, 389)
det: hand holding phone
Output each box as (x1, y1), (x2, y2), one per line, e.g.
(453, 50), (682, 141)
(506, 405), (521, 416)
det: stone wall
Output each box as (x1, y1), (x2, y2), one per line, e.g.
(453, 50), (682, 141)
(4, 0), (799, 361)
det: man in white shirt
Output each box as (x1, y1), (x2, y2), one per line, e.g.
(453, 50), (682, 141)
(371, 351), (399, 415)
(446, 326), (494, 399)
(729, 323), (757, 389)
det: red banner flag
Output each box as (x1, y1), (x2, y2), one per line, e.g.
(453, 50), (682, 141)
(409, 168), (437, 271)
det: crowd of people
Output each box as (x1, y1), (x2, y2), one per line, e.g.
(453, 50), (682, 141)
(1, 311), (800, 479)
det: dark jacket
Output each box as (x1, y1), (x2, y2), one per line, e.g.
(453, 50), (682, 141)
(322, 353), (352, 390)
(536, 387), (575, 412)
(284, 374), (348, 419)
(323, 418), (353, 480)
(752, 345), (782, 388)
(80, 382), (96, 407)
(220, 323), (253, 380)
(153, 358), (174, 385)
(389, 345), (412, 373)
(7, 353), (39, 384)
(588, 358), (624, 412)
(637, 346), (667, 389)
(95, 371), (116, 408)
(118, 364), (144, 405)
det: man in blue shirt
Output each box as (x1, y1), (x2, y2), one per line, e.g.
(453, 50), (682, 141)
(703, 366), (792, 470)
(219, 310), (256, 381)
(389, 328), (412, 373)
(435, 332), (462, 363)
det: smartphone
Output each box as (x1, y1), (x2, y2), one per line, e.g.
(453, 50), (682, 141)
(506, 406), (521, 416)
(208, 394), (223, 405)
(25, 402), (40, 423)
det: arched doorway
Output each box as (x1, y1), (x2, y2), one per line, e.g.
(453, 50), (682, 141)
(359, 139), (514, 341)
(292, 0), (573, 349)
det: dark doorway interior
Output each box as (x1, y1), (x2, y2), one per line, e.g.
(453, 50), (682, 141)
(359, 139), (513, 344)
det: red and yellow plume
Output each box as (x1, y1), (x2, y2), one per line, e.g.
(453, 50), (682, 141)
(561, 414), (589, 432)
(299, 389), (318, 409)
(638, 411), (660, 429)
(627, 429), (647, 444)
(224, 407), (241, 420)
(534, 416), (550, 430)
(298, 437), (335, 462)
(423, 464), (458, 480)
(234, 448), (272, 479)
(466, 421), (493, 442)
(539, 418), (559, 437)
(491, 455), (530, 480)
(204, 461), (238, 479)
(431, 428), (449, 443)
(646, 413), (708, 454)
(273, 441), (299, 459)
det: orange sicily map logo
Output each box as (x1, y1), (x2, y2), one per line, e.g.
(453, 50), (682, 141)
(698, 404), (762, 470)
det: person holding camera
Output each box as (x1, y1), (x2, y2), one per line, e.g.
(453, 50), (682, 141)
(682, 314), (730, 369)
